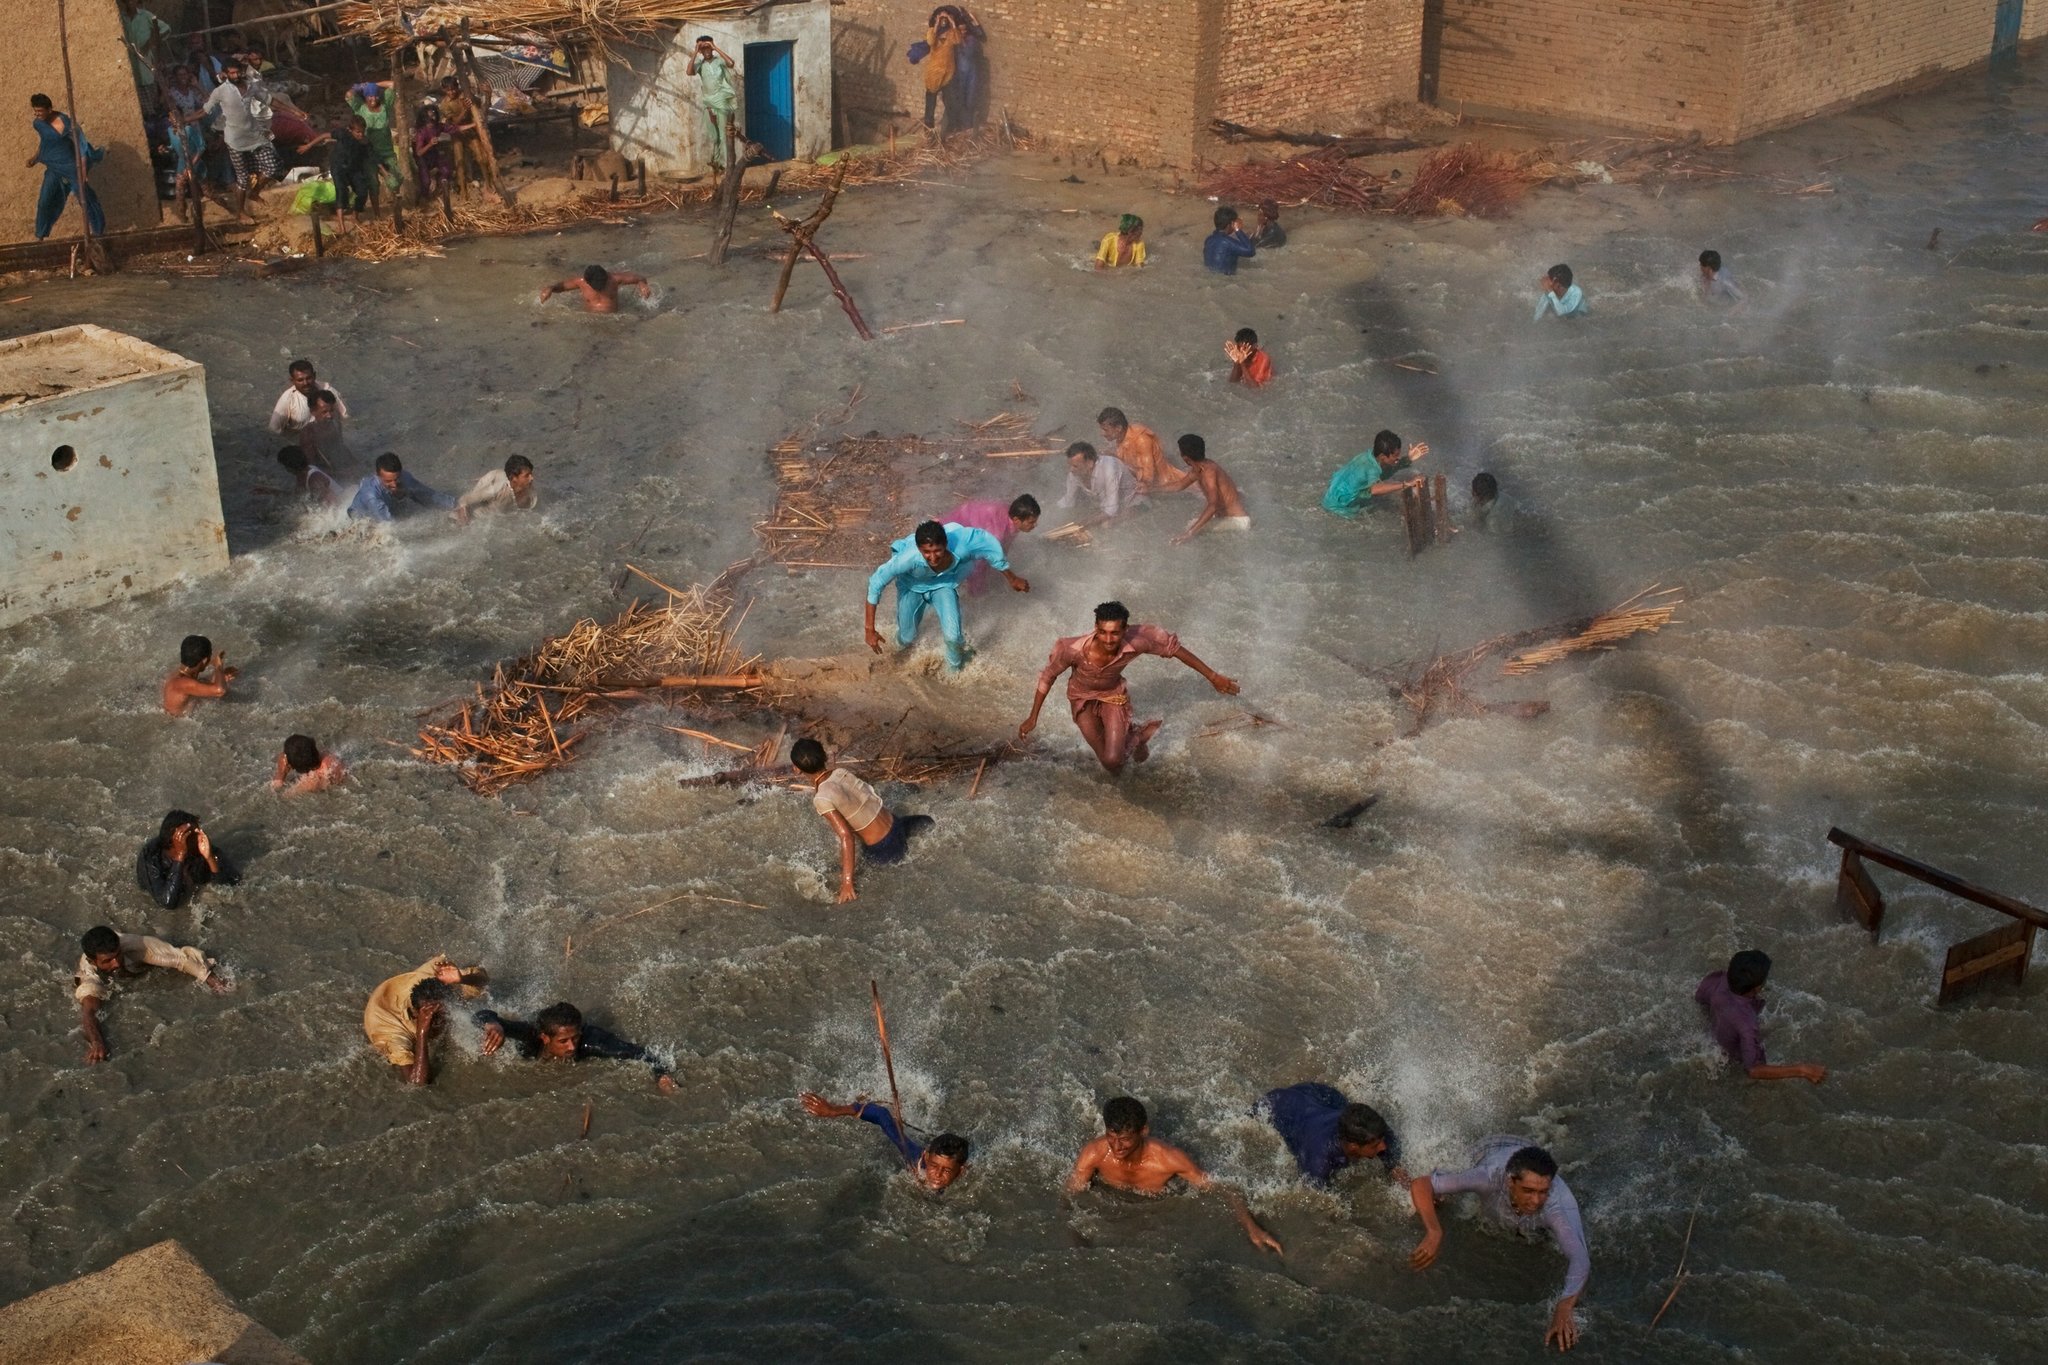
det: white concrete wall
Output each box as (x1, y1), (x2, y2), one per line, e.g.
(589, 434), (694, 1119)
(0, 326), (228, 630)
(609, 1), (834, 177)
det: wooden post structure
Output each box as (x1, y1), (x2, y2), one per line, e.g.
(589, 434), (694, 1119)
(53, 0), (112, 274)
(1825, 827), (2046, 1004)
(1398, 482), (1426, 555)
(708, 121), (749, 265)
(390, 41), (420, 208)
(456, 22), (504, 199)
(768, 162), (873, 339)
(1432, 473), (1453, 543)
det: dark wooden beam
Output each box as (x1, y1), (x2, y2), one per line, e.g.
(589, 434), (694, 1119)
(1826, 827), (2048, 930)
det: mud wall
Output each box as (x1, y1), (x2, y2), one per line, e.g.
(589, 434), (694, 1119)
(4, 0), (158, 245)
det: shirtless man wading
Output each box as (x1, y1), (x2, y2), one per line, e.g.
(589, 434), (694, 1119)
(1064, 1095), (1282, 1253)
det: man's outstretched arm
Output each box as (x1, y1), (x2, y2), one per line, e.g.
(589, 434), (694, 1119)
(1171, 645), (1239, 695)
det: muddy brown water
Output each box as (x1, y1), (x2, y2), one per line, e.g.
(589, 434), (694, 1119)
(2, 62), (2045, 1365)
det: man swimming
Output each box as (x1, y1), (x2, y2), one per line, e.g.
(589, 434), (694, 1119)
(540, 263), (653, 314)
(800, 1090), (970, 1190)
(478, 1001), (677, 1093)
(1018, 601), (1239, 774)
(163, 633), (237, 716)
(73, 925), (229, 1064)
(1064, 1095), (1283, 1254)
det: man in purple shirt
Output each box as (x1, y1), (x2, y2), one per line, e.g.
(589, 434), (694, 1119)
(1257, 1082), (1405, 1186)
(1694, 950), (1827, 1084)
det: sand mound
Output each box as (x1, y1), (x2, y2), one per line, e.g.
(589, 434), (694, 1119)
(0, 1240), (305, 1365)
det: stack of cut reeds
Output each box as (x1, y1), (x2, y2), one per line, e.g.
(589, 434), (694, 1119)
(323, 191), (653, 262)
(337, 0), (756, 52)
(414, 568), (763, 793)
(1389, 145), (1535, 219)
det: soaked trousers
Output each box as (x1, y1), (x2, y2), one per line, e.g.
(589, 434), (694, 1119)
(35, 165), (104, 240)
(896, 583), (968, 669)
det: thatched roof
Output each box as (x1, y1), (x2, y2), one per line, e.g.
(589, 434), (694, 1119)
(336, 0), (766, 51)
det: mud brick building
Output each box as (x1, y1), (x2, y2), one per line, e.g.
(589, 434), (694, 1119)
(1426, 0), (2048, 141)
(6, 0), (157, 246)
(831, 0), (1425, 166)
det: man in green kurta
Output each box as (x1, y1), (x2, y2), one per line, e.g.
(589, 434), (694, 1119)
(686, 35), (739, 171)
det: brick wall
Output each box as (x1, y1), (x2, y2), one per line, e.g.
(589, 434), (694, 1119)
(1431, 0), (2038, 142)
(1215, 0), (1424, 129)
(831, 0), (1416, 165)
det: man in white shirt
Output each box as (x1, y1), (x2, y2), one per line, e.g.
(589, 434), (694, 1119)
(1058, 440), (1143, 528)
(199, 57), (274, 206)
(458, 455), (539, 516)
(268, 358), (347, 436)
(73, 925), (228, 1063)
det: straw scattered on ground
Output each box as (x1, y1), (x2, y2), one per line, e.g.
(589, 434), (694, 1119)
(322, 189), (655, 261)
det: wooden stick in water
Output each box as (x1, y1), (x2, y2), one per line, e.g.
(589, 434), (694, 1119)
(579, 1100), (593, 1140)
(870, 979), (906, 1142)
(1649, 1203), (1700, 1328)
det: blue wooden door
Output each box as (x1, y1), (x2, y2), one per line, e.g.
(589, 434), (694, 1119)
(1994, 0), (2024, 57)
(744, 41), (796, 161)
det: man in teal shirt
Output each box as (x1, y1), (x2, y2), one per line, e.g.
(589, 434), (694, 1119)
(863, 520), (1027, 670)
(687, 35), (740, 170)
(1322, 429), (1429, 518)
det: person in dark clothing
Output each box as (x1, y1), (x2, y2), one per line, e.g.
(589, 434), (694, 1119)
(327, 112), (374, 224)
(1203, 205), (1257, 275)
(1257, 1082), (1405, 1186)
(136, 809), (240, 909)
(1253, 199), (1286, 248)
(478, 1000), (676, 1093)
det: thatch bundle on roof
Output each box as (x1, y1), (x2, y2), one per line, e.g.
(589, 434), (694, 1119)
(337, 0), (760, 52)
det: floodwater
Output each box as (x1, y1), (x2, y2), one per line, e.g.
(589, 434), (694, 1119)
(3, 60), (2046, 1365)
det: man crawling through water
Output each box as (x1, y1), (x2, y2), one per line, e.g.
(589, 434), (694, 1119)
(540, 263), (653, 314)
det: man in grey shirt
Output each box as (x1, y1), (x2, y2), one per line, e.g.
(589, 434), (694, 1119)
(1410, 1137), (1591, 1352)
(200, 57), (274, 204)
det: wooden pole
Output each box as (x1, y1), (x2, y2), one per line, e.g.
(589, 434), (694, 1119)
(771, 161), (848, 313)
(389, 38), (420, 208)
(457, 23), (503, 197)
(869, 980), (906, 1143)
(53, 0), (111, 274)
(1432, 473), (1452, 543)
(708, 121), (748, 265)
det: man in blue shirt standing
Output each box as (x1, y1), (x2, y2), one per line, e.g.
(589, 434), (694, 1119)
(863, 518), (1026, 670)
(1258, 1082), (1405, 1185)
(347, 452), (464, 523)
(1203, 204), (1257, 274)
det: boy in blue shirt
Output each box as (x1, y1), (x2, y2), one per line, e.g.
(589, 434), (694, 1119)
(1697, 249), (1744, 306)
(863, 518), (1026, 670)
(800, 1090), (971, 1190)
(1203, 204), (1257, 274)
(1533, 262), (1587, 319)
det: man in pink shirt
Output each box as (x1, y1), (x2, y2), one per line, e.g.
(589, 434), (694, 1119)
(944, 494), (1040, 594)
(1018, 600), (1239, 774)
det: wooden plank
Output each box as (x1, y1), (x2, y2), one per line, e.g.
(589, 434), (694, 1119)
(1827, 827), (2048, 930)
(1835, 848), (1884, 938)
(1937, 920), (2034, 1005)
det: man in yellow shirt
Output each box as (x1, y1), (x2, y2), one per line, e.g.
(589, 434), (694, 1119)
(363, 954), (489, 1084)
(1095, 215), (1146, 269)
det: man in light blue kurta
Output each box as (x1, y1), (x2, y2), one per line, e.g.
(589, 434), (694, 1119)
(863, 519), (1028, 670)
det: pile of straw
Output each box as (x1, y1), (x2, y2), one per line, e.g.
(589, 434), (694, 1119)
(1379, 586), (1683, 735)
(674, 128), (1022, 209)
(760, 409), (1056, 569)
(1389, 145), (1534, 219)
(338, 0), (755, 52)
(414, 568), (762, 793)
(321, 189), (654, 261)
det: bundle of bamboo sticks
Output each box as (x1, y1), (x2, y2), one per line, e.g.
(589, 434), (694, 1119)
(337, 0), (755, 53)
(1500, 587), (1683, 674)
(414, 569), (762, 793)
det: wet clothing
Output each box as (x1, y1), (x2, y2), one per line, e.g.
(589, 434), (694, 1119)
(943, 498), (1017, 595)
(1232, 348), (1274, 388)
(1534, 283), (1587, 320)
(1203, 228), (1257, 274)
(1095, 231), (1146, 268)
(270, 382), (348, 435)
(136, 837), (240, 909)
(362, 956), (483, 1066)
(348, 470), (456, 521)
(73, 933), (212, 1002)
(1037, 623), (1183, 764)
(866, 524), (1009, 669)
(1701, 269), (1744, 305)
(1059, 455), (1141, 519)
(1322, 452), (1411, 517)
(31, 113), (105, 240)
(1254, 219), (1287, 249)
(863, 813), (933, 865)
(1430, 1135), (1591, 1299)
(1694, 970), (1766, 1070)
(1470, 493), (1518, 534)
(857, 1100), (923, 1163)
(1258, 1082), (1401, 1186)
(459, 468), (538, 515)
(813, 768), (885, 831)
(474, 1010), (669, 1078)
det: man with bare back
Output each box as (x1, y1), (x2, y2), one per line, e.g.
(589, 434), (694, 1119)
(1064, 1095), (1282, 1253)
(1018, 601), (1238, 774)
(1159, 433), (1249, 544)
(540, 263), (652, 313)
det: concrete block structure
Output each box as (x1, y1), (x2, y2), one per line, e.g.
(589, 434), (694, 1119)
(7, 0), (158, 246)
(1427, 0), (2048, 141)
(610, 1), (834, 177)
(0, 326), (227, 631)
(831, 0), (1424, 167)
